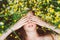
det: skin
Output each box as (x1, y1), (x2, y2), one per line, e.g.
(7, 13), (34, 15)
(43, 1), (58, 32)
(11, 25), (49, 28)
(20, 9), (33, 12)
(0, 11), (60, 40)
(23, 18), (53, 40)
(21, 11), (53, 40)
(23, 20), (41, 40)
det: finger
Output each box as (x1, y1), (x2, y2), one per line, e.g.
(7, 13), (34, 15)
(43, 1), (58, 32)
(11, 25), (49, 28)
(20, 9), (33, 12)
(27, 11), (33, 17)
(20, 20), (28, 27)
(23, 21), (28, 26)
(20, 18), (29, 26)
(31, 16), (36, 22)
(30, 16), (41, 25)
(27, 12), (34, 19)
(31, 16), (40, 22)
(30, 15), (35, 19)
(22, 16), (29, 22)
(17, 17), (28, 27)
(20, 16), (27, 21)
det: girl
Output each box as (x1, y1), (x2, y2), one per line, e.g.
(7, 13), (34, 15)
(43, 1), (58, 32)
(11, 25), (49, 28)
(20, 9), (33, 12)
(0, 11), (60, 40)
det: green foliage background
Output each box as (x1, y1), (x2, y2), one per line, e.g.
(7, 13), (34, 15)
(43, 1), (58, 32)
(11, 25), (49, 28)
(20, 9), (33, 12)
(0, 0), (60, 35)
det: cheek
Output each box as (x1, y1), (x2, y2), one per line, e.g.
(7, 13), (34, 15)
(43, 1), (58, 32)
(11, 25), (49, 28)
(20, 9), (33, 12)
(23, 25), (29, 31)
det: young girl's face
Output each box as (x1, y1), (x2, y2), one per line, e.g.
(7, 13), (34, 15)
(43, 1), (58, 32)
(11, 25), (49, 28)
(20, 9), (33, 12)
(23, 20), (37, 32)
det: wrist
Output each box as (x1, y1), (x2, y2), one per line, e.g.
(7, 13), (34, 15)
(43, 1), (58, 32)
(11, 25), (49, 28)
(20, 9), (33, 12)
(0, 28), (12, 40)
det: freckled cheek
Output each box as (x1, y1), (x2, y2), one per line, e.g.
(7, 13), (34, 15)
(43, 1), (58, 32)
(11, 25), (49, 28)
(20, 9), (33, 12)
(23, 25), (29, 30)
